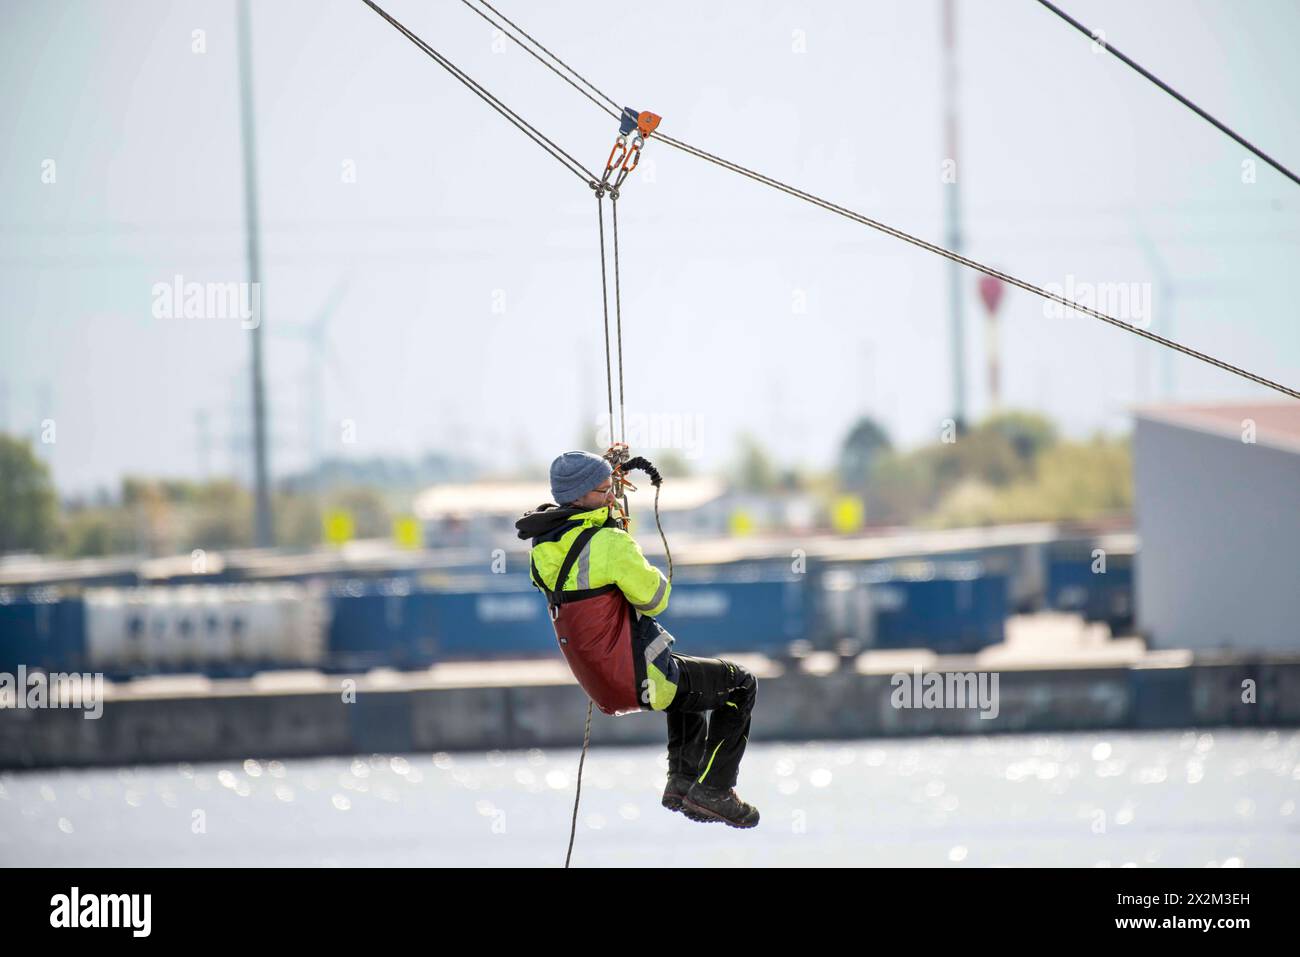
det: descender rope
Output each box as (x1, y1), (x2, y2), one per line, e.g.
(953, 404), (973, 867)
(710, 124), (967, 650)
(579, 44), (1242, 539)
(593, 109), (662, 471)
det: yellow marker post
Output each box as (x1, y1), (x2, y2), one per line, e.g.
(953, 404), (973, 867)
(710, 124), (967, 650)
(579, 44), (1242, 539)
(729, 509), (756, 537)
(831, 495), (865, 534)
(324, 509), (355, 546)
(393, 515), (422, 550)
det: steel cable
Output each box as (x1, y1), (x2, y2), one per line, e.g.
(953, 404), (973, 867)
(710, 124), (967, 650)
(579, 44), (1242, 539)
(1036, 0), (1300, 189)
(362, 0), (598, 185)
(461, 0), (1300, 400)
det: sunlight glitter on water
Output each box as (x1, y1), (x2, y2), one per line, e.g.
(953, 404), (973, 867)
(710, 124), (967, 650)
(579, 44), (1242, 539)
(1, 729), (1297, 867)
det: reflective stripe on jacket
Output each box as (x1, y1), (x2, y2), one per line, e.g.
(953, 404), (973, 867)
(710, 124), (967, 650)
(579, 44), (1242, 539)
(528, 506), (671, 617)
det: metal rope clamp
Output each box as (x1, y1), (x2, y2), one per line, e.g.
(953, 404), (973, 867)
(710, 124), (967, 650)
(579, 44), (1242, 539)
(602, 442), (634, 528)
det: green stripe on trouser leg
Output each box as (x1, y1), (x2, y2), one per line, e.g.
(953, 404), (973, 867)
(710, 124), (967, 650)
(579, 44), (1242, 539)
(666, 655), (756, 790)
(697, 739), (726, 784)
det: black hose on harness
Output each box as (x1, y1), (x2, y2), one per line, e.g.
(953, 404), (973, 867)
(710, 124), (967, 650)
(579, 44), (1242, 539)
(622, 455), (661, 487)
(619, 456), (672, 584)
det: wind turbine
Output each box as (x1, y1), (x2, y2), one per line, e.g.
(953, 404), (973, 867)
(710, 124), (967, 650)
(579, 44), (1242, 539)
(270, 279), (352, 485)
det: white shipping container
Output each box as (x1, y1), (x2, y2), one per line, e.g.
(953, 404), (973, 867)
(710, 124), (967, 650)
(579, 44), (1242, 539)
(83, 584), (327, 669)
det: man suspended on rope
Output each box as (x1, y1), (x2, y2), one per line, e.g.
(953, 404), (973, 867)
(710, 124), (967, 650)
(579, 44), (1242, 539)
(515, 450), (760, 828)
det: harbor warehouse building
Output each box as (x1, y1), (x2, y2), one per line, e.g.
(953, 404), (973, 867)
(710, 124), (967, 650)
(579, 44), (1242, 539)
(1133, 403), (1300, 652)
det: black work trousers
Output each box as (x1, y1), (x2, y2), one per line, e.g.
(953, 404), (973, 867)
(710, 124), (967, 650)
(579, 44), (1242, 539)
(664, 654), (757, 790)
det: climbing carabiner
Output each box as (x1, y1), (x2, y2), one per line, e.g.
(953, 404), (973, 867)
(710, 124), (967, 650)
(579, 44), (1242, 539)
(603, 108), (662, 192)
(603, 442), (630, 471)
(611, 140), (642, 191)
(603, 136), (628, 180)
(598, 108), (642, 186)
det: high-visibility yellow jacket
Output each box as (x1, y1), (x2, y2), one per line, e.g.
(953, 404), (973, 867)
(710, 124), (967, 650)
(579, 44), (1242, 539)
(524, 505), (670, 616)
(516, 502), (677, 714)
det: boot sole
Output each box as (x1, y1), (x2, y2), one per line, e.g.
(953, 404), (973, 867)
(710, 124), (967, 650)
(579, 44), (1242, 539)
(681, 796), (759, 829)
(663, 795), (711, 822)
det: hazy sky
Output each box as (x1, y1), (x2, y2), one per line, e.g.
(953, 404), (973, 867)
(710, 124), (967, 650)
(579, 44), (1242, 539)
(2, 0), (1298, 494)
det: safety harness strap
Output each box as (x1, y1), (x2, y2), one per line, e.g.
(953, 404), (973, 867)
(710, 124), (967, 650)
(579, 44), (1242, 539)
(531, 525), (602, 619)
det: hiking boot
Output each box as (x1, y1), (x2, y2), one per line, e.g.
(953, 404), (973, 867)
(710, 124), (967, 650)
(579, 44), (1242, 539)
(682, 783), (760, 829)
(662, 773), (709, 821)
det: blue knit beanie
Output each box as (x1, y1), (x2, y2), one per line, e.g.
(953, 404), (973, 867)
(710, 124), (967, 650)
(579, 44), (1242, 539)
(550, 450), (612, 505)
